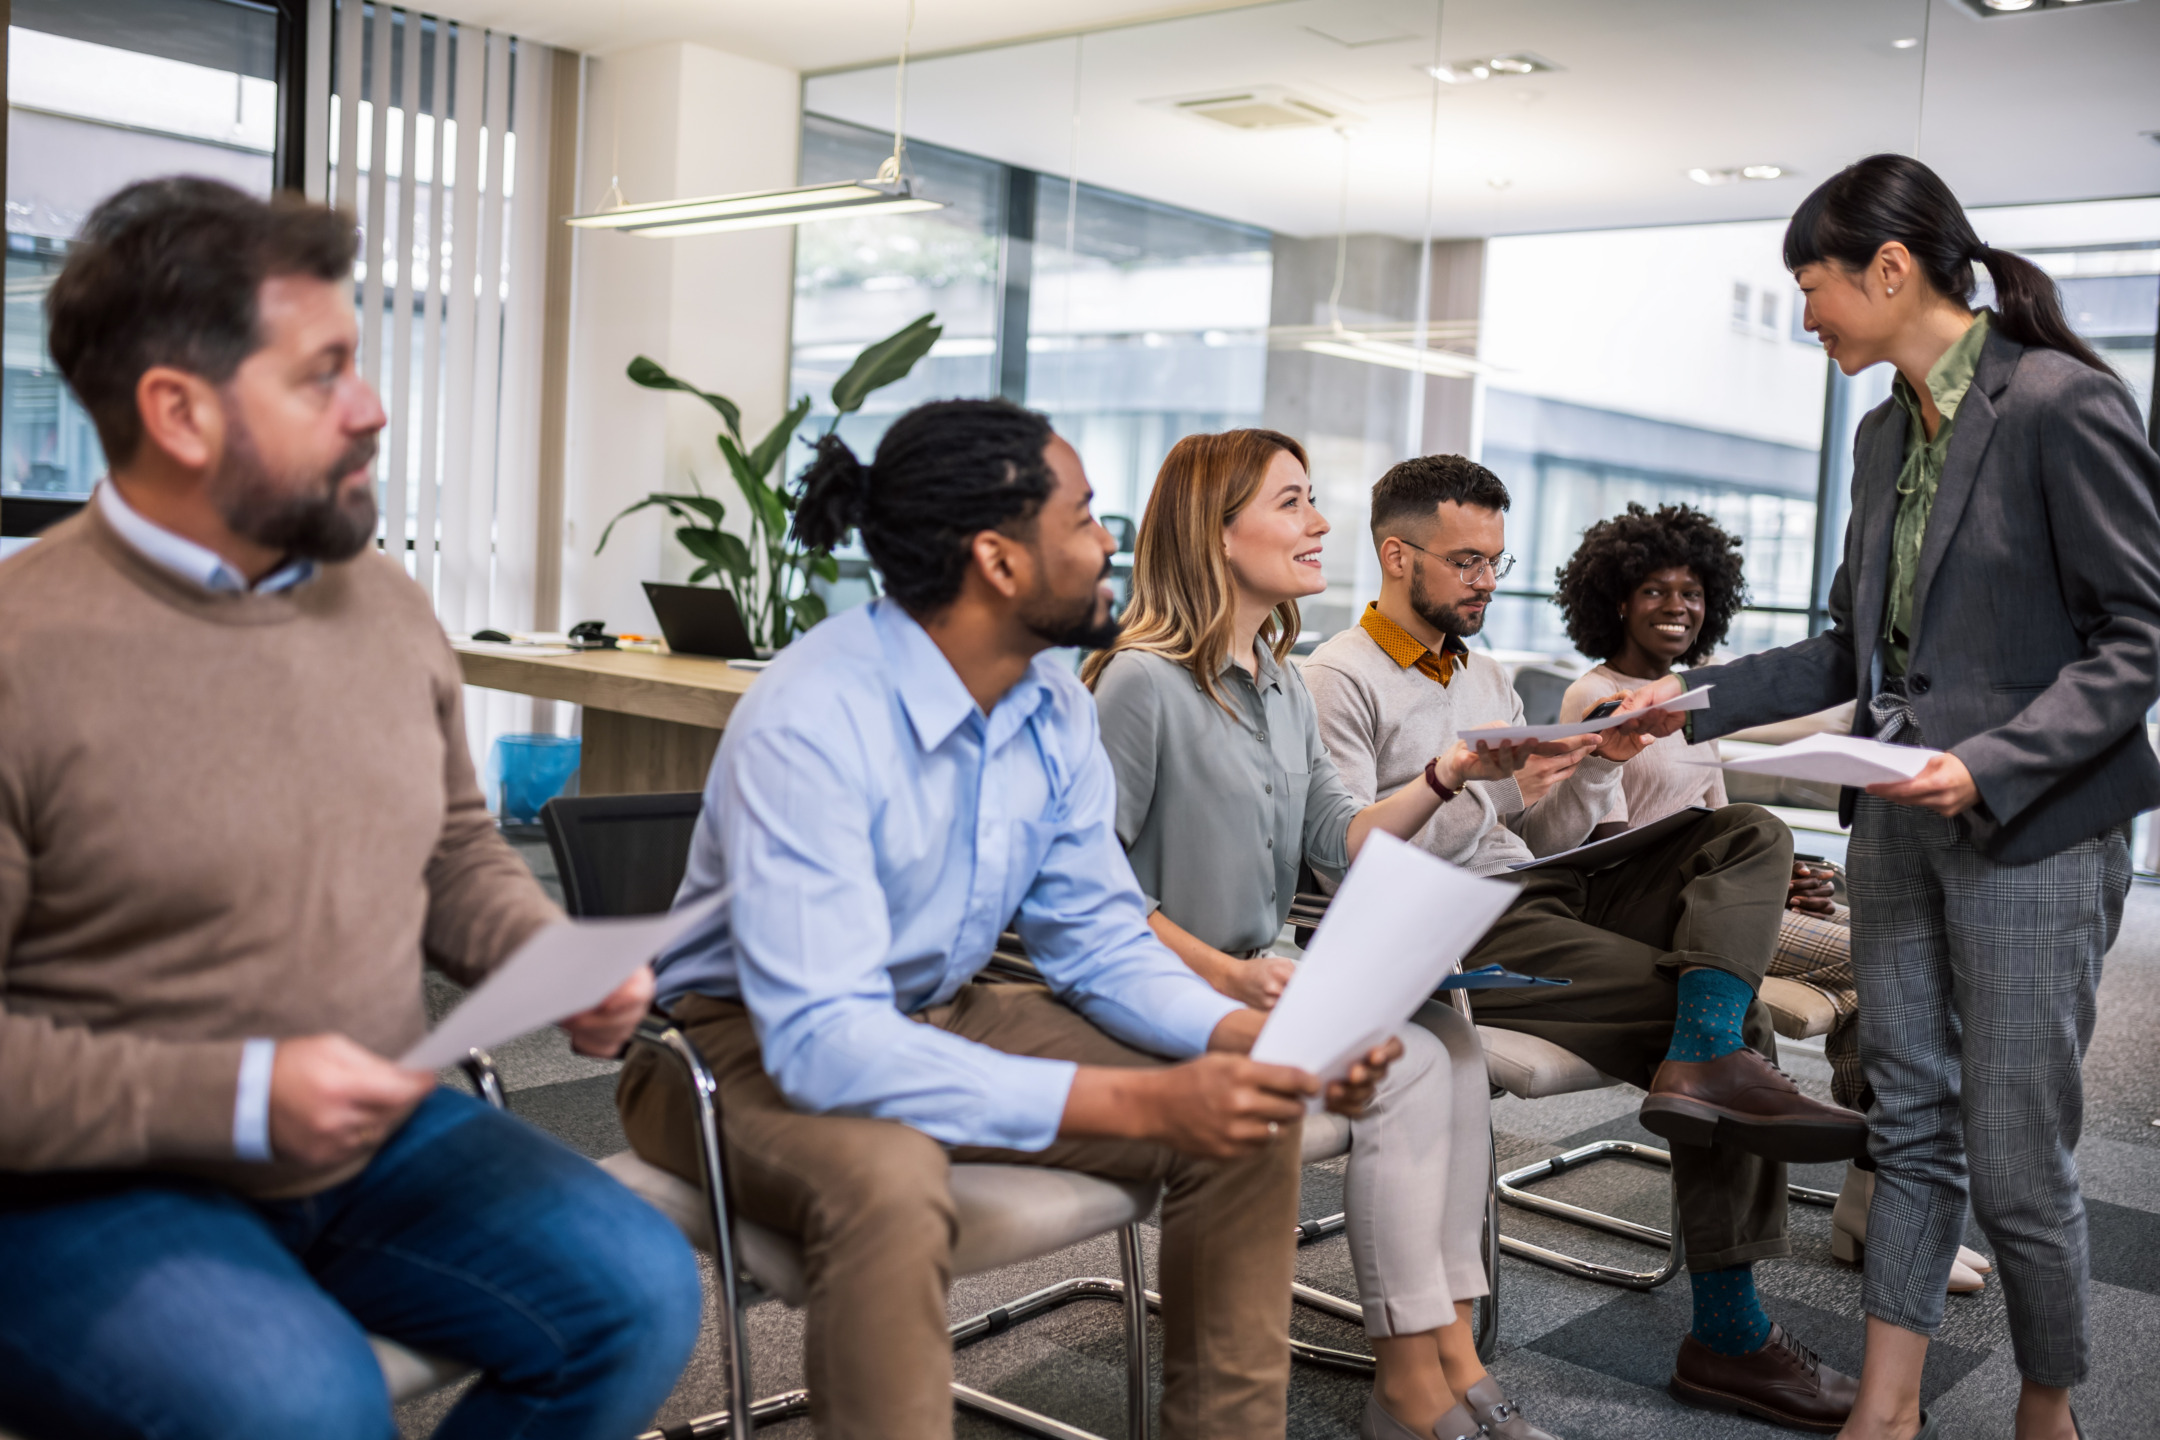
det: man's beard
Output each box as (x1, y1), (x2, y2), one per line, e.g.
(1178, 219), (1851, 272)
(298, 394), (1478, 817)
(1019, 555), (1123, 650)
(1408, 558), (1486, 638)
(209, 410), (379, 563)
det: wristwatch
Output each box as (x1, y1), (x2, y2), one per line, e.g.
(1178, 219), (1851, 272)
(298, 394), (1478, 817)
(1424, 756), (1457, 803)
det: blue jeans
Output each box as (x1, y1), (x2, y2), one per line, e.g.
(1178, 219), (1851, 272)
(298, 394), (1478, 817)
(0, 1089), (703, 1440)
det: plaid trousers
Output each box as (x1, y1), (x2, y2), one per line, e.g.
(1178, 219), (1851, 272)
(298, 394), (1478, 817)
(1846, 794), (2130, 1388)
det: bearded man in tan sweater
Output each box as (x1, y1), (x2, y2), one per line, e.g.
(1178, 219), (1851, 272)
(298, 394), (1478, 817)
(0, 179), (701, 1440)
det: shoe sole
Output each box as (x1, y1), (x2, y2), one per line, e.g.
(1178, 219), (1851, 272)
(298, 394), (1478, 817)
(1667, 1371), (1845, 1434)
(1639, 1096), (1868, 1164)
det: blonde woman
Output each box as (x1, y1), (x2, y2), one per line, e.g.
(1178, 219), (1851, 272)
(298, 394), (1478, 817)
(1082, 429), (1572, 1440)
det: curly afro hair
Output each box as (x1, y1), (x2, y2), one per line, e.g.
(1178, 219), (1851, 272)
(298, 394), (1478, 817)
(1553, 503), (1747, 666)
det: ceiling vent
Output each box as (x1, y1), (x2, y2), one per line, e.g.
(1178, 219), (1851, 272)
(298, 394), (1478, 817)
(1153, 85), (1362, 132)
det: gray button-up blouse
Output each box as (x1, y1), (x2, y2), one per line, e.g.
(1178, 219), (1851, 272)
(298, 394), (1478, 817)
(1091, 646), (1363, 956)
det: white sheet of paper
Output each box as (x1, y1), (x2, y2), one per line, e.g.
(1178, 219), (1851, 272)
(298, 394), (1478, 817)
(402, 890), (728, 1070)
(1719, 732), (1937, 789)
(1460, 683), (1714, 747)
(1251, 834), (1517, 1110)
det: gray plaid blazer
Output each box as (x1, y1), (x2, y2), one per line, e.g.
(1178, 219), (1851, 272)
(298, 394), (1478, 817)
(1688, 326), (2160, 865)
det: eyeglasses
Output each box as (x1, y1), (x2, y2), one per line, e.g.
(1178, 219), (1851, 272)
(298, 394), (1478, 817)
(1394, 537), (1515, 583)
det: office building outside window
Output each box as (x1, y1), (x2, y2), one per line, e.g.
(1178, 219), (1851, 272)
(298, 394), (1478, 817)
(5, 0), (283, 507)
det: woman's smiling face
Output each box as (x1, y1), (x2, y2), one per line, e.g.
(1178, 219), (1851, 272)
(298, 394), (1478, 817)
(1222, 447), (1329, 606)
(1622, 565), (1706, 668)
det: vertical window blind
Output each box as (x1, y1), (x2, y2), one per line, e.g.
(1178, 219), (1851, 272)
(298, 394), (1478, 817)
(319, 0), (557, 642)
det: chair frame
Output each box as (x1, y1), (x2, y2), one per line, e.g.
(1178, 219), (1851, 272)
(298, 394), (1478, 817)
(621, 1014), (1154, 1440)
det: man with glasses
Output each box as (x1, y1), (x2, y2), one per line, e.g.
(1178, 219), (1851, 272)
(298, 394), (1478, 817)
(1304, 455), (1868, 1433)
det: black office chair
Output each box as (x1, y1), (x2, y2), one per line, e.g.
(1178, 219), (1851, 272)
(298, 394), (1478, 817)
(539, 792), (705, 918)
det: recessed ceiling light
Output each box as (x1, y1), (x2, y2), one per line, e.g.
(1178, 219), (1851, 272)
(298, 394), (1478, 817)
(1891, 36), (1921, 48)
(1688, 165), (1794, 187)
(1984, 0), (2037, 9)
(1428, 52), (1561, 84)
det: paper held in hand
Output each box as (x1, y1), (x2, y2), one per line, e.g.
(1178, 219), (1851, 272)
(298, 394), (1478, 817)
(1720, 733), (1938, 789)
(1460, 683), (1714, 747)
(401, 889), (728, 1071)
(1250, 833), (1517, 1109)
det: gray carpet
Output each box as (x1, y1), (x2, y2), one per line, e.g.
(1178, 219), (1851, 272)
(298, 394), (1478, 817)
(396, 833), (2160, 1439)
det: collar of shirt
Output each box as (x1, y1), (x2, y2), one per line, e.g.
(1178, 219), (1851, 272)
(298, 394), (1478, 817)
(876, 596), (1056, 755)
(97, 481), (316, 595)
(1892, 307), (1992, 444)
(1359, 601), (1468, 686)
(1215, 642), (1286, 695)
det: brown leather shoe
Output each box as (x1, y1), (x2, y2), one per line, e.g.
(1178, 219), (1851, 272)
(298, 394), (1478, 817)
(1669, 1324), (1858, 1433)
(1640, 1045), (1868, 1163)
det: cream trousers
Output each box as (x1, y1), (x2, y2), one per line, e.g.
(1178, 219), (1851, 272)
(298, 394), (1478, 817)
(1344, 1002), (1493, 1338)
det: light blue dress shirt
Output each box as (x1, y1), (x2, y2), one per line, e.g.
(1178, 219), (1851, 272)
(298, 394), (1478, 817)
(96, 481), (314, 1159)
(656, 597), (1242, 1153)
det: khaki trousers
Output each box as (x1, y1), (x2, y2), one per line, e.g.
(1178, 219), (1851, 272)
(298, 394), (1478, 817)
(617, 982), (1301, 1440)
(1466, 804), (1795, 1272)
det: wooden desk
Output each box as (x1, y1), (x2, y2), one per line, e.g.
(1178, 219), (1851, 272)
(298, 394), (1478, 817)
(453, 645), (758, 794)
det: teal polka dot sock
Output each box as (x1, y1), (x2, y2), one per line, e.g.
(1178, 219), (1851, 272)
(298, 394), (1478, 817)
(1690, 1264), (1773, 1356)
(1664, 966), (1753, 1064)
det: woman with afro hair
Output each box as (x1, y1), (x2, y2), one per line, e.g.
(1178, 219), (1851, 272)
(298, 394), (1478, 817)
(1551, 502), (1990, 1300)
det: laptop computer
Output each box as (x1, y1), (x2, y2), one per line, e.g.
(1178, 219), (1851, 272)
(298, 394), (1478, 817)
(641, 582), (758, 660)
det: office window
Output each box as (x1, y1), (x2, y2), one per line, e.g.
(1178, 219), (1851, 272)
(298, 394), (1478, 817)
(1027, 182), (1271, 527)
(1479, 221), (1829, 661)
(5, 0), (282, 502)
(788, 114), (1273, 605)
(791, 115), (1005, 455)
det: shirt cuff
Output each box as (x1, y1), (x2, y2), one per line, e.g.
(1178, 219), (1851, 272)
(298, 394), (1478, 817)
(983, 1055), (1084, 1152)
(233, 1038), (277, 1161)
(1153, 981), (1245, 1060)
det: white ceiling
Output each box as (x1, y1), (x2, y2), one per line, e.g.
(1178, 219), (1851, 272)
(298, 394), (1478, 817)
(407, 0), (1264, 72)
(443, 0), (2160, 241)
(804, 0), (2160, 240)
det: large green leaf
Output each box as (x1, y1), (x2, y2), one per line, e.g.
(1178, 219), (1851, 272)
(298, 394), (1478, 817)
(830, 314), (942, 417)
(808, 552), (841, 584)
(675, 527), (754, 586)
(627, 356), (742, 440)
(596, 492), (722, 553)
(747, 396), (815, 482)
(719, 434), (789, 539)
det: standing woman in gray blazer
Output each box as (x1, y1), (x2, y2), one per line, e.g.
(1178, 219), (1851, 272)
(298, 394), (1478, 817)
(1635, 154), (2160, 1440)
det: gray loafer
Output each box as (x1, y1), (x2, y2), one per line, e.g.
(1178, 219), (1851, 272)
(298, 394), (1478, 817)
(1466, 1375), (1564, 1440)
(1359, 1393), (1484, 1440)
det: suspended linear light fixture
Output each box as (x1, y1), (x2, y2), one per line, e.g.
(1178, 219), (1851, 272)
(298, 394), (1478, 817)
(1272, 129), (1491, 379)
(566, 0), (942, 236)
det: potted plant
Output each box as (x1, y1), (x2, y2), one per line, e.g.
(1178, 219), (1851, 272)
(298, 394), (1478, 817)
(598, 313), (941, 650)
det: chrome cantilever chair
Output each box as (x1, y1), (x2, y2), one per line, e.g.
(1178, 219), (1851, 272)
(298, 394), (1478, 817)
(544, 792), (1160, 1440)
(1287, 875), (1837, 1294)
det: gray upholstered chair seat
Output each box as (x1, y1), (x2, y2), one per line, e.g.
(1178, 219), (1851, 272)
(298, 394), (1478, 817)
(371, 1335), (473, 1402)
(1476, 1024), (1619, 1099)
(599, 1150), (1159, 1309)
(1759, 976), (1838, 1041)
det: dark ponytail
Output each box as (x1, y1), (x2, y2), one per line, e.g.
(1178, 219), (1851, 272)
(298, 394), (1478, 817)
(788, 398), (1057, 615)
(793, 432), (872, 553)
(1783, 153), (2108, 374)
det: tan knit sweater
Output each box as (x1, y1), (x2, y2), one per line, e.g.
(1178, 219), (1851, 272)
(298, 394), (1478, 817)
(1303, 623), (1622, 877)
(0, 507), (560, 1197)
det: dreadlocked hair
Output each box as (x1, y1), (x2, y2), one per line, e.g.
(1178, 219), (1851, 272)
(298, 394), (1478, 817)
(793, 398), (1057, 616)
(1553, 503), (1747, 667)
